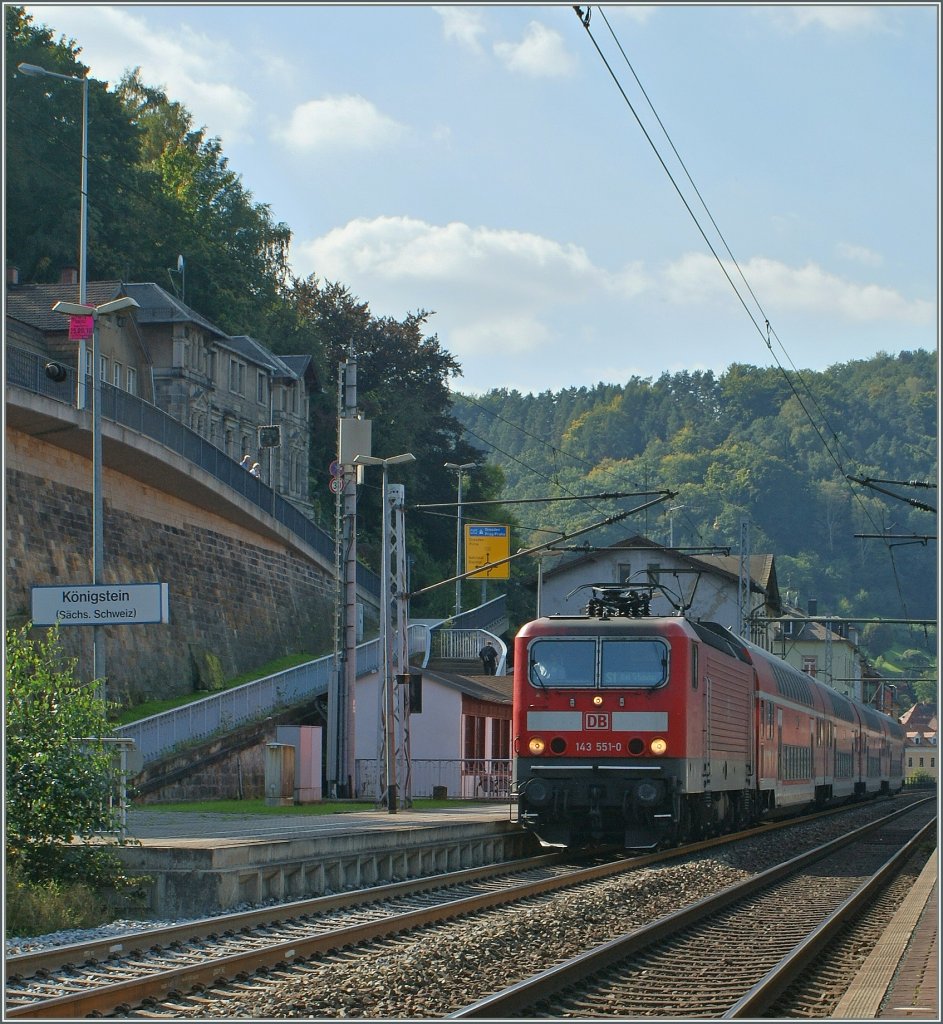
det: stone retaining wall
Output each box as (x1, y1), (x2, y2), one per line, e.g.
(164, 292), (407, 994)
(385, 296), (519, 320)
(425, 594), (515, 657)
(5, 428), (335, 707)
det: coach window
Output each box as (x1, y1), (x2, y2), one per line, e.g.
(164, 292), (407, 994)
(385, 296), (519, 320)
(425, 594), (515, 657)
(600, 639), (668, 687)
(529, 639), (595, 688)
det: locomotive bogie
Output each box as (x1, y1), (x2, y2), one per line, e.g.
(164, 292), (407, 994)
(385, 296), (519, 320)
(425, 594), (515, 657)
(513, 611), (906, 850)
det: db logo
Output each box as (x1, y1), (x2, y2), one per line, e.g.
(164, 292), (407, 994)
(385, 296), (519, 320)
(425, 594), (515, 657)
(585, 713), (610, 730)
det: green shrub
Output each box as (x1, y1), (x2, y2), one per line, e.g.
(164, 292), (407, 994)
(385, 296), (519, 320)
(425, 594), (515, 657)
(5, 861), (109, 938)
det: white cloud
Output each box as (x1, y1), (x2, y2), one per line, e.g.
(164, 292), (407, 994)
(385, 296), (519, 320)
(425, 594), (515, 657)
(271, 95), (405, 153)
(767, 6), (884, 33)
(662, 252), (933, 325)
(494, 22), (577, 78)
(433, 6), (487, 54)
(836, 242), (882, 267)
(291, 216), (609, 363)
(603, 6), (659, 25)
(26, 4), (256, 143)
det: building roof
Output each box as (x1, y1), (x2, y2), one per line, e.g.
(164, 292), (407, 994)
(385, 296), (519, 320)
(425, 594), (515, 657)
(225, 335), (299, 379)
(420, 668), (513, 705)
(5, 279), (125, 331)
(900, 702), (938, 732)
(540, 533), (781, 611)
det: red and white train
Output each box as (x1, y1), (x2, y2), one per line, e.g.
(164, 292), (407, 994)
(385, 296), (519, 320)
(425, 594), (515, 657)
(513, 586), (906, 848)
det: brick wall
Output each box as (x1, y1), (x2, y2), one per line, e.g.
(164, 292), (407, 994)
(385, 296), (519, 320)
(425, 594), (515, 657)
(5, 427), (335, 707)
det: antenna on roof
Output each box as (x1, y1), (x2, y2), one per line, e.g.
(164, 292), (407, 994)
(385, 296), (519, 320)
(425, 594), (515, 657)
(167, 254), (185, 303)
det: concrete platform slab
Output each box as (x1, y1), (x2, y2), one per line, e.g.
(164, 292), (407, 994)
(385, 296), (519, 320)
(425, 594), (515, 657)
(112, 804), (535, 918)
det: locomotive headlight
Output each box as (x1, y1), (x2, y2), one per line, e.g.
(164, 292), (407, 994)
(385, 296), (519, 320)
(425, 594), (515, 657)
(592, 695), (603, 706)
(528, 737), (546, 755)
(650, 737), (668, 755)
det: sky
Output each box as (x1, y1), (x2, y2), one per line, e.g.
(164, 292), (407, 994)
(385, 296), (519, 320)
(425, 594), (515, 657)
(18, 2), (940, 395)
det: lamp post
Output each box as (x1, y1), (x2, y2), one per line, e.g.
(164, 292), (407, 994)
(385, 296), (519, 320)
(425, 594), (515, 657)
(444, 462), (476, 617)
(18, 63), (88, 304)
(353, 452), (416, 813)
(54, 296), (140, 693)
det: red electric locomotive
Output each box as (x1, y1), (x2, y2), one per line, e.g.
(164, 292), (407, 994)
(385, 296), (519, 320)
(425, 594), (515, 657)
(513, 585), (905, 848)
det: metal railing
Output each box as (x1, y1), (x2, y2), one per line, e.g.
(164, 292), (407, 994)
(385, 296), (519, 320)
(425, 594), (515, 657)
(431, 627), (508, 676)
(441, 595), (508, 632)
(355, 758), (512, 800)
(6, 345), (380, 599)
(115, 623), (428, 764)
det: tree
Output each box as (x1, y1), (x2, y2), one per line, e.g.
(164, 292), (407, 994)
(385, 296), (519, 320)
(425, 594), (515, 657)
(5, 625), (121, 881)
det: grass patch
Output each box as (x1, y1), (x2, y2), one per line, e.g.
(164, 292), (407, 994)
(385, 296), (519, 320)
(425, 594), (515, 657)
(5, 863), (111, 938)
(114, 652), (319, 725)
(135, 798), (484, 815)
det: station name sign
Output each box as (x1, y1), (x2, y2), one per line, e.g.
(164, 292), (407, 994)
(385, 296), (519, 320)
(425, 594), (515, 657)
(31, 583), (170, 626)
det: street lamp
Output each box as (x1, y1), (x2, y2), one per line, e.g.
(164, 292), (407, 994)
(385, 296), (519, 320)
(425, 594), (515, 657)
(18, 62), (89, 304)
(353, 452), (416, 812)
(444, 462), (477, 617)
(54, 296), (140, 692)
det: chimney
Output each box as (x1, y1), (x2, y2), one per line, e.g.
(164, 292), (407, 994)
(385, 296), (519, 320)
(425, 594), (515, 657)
(807, 598), (817, 616)
(59, 267), (78, 285)
(6, 266), (19, 285)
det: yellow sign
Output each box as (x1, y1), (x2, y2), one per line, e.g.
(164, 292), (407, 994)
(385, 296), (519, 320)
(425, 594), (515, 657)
(465, 524), (510, 579)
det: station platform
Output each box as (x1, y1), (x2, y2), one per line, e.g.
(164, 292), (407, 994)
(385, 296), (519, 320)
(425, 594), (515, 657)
(114, 802), (532, 919)
(833, 848), (938, 1020)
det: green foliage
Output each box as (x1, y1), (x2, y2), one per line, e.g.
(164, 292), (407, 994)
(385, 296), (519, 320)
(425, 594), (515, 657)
(456, 352), (938, 632)
(192, 648), (225, 692)
(5, 860), (108, 937)
(4, 624), (121, 879)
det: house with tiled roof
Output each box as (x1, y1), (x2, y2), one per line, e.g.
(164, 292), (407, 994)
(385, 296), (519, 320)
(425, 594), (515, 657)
(5, 273), (316, 509)
(534, 535), (781, 649)
(770, 611), (867, 701)
(899, 702), (938, 784)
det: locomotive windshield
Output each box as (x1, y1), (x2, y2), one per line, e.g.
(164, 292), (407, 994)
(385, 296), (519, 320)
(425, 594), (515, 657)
(529, 637), (668, 689)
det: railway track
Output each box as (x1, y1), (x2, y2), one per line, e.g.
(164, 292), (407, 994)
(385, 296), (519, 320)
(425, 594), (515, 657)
(4, 796), (933, 1019)
(450, 803), (936, 1018)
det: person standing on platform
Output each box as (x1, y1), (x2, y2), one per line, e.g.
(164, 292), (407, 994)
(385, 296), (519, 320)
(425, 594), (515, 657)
(479, 642), (498, 675)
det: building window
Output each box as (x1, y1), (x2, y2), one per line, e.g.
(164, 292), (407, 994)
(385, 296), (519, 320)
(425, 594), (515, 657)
(225, 429), (233, 455)
(464, 715), (486, 765)
(491, 718), (510, 759)
(229, 359), (246, 394)
(113, 361), (122, 388)
(646, 562), (661, 584)
(802, 656), (817, 677)
(126, 367), (137, 395)
(99, 355), (108, 381)
(257, 371), (267, 405)
(931, 757), (936, 769)
(919, 757), (924, 768)
(908, 756), (913, 767)
(616, 562), (631, 584)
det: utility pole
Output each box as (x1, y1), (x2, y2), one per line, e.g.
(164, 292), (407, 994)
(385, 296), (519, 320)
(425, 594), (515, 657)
(737, 516), (751, 640)
(329, 351), (363, 798)
(391, 483), (412, 808)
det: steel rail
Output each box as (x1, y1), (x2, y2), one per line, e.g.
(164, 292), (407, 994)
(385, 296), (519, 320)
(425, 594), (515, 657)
(6, 798), (931, 1019)
(721, 818), (937, 1018)
(7, 796), (887, 982)
(448, 801), (935, 1018)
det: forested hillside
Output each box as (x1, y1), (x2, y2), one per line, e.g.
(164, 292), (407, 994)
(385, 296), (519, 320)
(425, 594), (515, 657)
(454, 353), (937, 677)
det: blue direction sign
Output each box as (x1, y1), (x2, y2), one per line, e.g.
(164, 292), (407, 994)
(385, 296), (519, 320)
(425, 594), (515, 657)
(31, 583), (170, 626)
